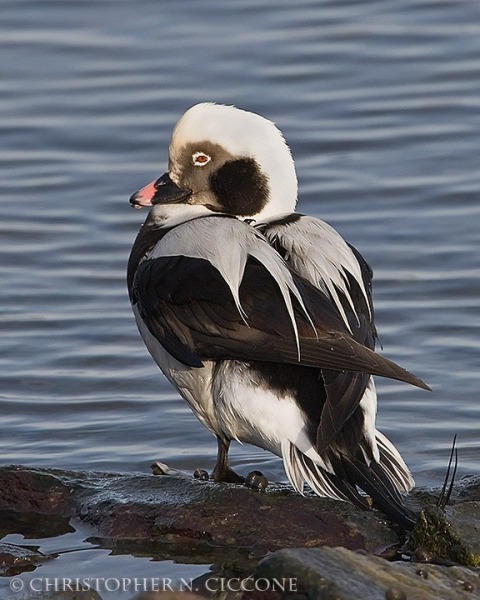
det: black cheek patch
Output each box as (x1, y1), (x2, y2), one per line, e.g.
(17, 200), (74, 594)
(209, 158), (269, 216)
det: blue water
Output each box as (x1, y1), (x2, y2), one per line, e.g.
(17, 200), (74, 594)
(1, 0), (479, 595)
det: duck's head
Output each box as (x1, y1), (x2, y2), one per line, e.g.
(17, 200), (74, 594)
(130, 103), (298, 222)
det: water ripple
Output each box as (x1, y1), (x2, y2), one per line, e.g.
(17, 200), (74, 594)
(1, 0), (479, 501)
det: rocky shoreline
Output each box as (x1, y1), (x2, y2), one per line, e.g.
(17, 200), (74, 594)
(0, 465), (478, 599)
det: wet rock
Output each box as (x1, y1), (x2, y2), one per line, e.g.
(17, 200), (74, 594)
(452, 475), (480, 503)
(0, 466), (74, 517)
(410, 503), (480, 567)
(1, 465), (480, 577)
(245, 471), (268, 492)
(151, 462), (176, 476)
(384, 587), (407, 600)
(0, 465), (400, 556)
(0, 542), (49, 576)
(0, 509), (73, 540)
(251, 546), (480, 600)
(192, 468), (209, 481)
(2, 466), (480, 600)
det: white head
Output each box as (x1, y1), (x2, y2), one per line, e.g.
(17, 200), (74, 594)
(165, 103), (298, 221)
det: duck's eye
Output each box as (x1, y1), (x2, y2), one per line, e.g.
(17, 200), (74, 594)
(192, 152), (211, 167)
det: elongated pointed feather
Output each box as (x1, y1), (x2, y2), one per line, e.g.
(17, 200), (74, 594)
(258, 215), (373, 334)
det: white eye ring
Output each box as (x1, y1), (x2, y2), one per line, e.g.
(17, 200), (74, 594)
(192, 151), (211, 167)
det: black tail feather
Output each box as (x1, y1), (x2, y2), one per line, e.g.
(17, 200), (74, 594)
(339, 455), (416, 530)
(298, 448), (416, 530)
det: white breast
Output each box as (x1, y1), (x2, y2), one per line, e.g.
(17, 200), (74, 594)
(132, 304), (219, 436)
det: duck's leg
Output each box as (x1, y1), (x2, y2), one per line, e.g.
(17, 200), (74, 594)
(212, 436), (245, 483)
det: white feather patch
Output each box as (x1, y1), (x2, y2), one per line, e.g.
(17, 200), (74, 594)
(375, 430), (415, 493)
(359, 377), (379, 463)
(281, 440), (349, 502)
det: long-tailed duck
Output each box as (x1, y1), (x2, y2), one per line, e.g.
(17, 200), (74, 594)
(127, 103), (429, 528)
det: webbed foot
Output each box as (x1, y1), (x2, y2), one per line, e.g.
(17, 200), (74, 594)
(212, 465), (245, 484)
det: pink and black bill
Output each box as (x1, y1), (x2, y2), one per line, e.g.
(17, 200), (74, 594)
(130, 172), (192, 208)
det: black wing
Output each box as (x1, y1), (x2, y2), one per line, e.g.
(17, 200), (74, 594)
(131, 254), (429, 390)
